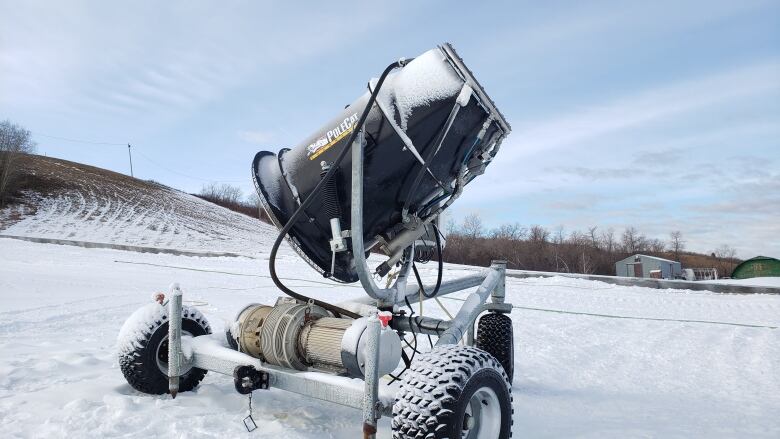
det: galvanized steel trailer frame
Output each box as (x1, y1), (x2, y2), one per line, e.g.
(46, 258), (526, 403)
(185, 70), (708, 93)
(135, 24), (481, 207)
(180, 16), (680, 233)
(167, 262), (509, 434)
(165, 131), (513, 437)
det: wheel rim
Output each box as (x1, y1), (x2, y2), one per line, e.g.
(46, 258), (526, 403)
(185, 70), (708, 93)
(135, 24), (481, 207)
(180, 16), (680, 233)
(462, 386), (502, 439)
(155, 330), (194, 375)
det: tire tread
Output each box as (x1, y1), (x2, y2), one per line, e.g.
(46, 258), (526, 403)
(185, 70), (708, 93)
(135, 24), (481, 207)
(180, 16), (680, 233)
(391, 345), (513, 438)
(118, 306), (211, 395)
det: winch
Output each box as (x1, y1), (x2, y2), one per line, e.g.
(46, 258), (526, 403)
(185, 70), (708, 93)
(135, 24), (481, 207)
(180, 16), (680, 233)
(228, 298), (401, 378)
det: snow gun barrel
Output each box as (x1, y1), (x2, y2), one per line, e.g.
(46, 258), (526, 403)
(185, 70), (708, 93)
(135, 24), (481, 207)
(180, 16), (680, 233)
(252, 43), (511, 283)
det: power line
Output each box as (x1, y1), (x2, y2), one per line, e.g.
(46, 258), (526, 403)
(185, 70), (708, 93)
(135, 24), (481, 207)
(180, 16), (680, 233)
(112, 259), (363, 288)
(35, 133), (126, 146)
(440, 296), (777, 329)
(35, 131), (246, 184)
(132, 149), (247, 183)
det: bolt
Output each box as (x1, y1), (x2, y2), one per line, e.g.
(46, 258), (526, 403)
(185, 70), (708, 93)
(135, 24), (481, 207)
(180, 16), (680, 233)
(463, 413), (475, 430)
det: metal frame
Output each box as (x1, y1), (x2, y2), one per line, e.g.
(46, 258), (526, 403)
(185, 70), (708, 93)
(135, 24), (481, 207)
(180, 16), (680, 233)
(165, 259), (510, 437)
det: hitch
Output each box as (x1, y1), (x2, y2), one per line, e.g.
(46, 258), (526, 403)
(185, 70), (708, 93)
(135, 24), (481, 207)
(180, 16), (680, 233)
(233, 365), (269, 394)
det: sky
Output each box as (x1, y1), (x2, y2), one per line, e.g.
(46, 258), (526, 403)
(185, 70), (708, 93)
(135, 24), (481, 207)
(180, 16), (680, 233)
(1, 0), (778, 258)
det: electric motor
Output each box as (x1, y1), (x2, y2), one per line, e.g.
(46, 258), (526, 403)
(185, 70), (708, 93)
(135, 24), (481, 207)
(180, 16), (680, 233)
(229, 298), (400, 378)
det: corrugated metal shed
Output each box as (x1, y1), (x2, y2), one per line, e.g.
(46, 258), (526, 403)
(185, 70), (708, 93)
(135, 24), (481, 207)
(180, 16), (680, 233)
(615, 254), (682, 279)
(731, 256), (780, 279)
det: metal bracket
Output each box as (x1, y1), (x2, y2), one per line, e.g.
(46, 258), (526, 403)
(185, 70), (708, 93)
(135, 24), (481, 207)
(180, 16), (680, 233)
(233, 365), (270, 394)
(480, 302), (513, 314)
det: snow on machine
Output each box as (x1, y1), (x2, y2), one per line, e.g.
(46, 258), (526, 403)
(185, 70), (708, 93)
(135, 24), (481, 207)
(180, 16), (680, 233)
(118, 43), (514, 438)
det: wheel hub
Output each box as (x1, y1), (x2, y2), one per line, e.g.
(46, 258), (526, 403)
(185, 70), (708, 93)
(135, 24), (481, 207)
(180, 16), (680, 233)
(155, 330), (193, 375)
(461, 386), (501, 439)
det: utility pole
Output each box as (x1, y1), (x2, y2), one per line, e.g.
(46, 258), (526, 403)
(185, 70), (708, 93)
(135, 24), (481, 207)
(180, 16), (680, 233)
(127, 143), (134, 177)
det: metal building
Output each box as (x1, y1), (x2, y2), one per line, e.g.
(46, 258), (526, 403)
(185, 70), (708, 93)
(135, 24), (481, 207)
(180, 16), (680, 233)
(615, 254), (682, 279)
(731, 256), (780, 279)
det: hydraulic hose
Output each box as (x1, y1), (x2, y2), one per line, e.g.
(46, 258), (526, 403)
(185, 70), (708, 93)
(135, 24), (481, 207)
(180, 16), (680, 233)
(268, 60), (410, 319)
(412, 222), (443, 299)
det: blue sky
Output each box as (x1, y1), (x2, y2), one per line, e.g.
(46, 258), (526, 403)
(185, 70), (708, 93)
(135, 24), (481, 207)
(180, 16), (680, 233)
(1, 0), (778, 258)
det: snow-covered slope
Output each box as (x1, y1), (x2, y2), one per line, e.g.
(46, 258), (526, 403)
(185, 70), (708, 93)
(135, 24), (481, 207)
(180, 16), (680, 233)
(0, 155), (275, 253)
(0, 238), (778, 438)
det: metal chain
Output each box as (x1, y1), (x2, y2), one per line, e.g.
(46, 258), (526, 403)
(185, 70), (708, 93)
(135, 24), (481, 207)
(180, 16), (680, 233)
(243, 392), (257, 432)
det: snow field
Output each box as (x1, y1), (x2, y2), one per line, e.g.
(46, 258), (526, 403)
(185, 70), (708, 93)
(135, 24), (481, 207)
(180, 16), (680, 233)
(0, 238), (778, 438)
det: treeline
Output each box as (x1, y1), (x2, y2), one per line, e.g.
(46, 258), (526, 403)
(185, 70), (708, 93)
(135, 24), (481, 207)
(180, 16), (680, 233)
(195, 182), (271, 223)
(442, 214), (741, 277)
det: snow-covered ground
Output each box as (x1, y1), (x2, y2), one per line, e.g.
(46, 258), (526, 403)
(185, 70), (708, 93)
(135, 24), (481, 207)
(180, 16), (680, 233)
(1, 237), (778, 438)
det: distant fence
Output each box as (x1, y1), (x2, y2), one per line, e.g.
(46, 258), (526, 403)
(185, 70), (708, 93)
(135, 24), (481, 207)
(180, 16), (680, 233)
(0, 234), (252, 259)
(506, 269), (780, 295)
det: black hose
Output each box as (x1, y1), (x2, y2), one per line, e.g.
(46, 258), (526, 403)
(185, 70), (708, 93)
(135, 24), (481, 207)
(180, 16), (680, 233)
(432, 222), (443, 297)
(387, 296), (421, 385)
(411, 222), (443, 299)
(268, 60), (407, 319)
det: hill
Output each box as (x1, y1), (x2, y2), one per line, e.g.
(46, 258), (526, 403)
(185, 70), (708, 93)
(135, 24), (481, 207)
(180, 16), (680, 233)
(0, 154), (275, 254)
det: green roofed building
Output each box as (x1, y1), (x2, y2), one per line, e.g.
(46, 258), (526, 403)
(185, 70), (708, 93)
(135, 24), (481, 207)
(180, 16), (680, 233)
(731, 256), (780, 279)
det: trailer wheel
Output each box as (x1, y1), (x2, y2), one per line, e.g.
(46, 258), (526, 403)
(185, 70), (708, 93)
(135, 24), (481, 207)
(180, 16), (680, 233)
(475, 312), (514, 382)
(392, 345), (513, 439)
(117, 303), (211, 395)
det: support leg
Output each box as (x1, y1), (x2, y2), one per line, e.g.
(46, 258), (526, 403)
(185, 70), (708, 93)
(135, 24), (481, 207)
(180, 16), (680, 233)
(362, 312), (381, 438)
(168, 283), (183, 398)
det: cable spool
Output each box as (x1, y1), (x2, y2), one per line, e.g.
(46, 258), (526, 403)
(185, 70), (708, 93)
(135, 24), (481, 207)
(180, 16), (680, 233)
(260, 301), (330, 370)
(234, 303), (273, 358)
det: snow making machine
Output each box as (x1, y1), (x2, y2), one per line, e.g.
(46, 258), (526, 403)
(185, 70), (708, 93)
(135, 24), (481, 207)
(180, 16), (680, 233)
(118, 43), (514, 438)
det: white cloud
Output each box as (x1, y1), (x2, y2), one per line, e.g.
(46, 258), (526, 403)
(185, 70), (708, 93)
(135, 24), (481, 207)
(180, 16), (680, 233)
(0, 1), (398, 120)
(502, 60), (780, 161)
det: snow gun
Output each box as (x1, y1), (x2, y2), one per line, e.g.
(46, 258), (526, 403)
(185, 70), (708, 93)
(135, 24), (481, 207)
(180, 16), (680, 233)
(120, 43), (514, 438)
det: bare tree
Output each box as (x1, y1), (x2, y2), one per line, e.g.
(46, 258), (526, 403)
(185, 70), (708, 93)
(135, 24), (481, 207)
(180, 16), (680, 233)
(444, 216), (458, 236)
(669, 231), (685, 260)
(714, 244), (738, 277)
(600, 228), (616, 253)
(490, 222), (525, 240)
(621, 227), (647, 253)
(246, 191), (263, 219)
(587, 226), (599, 249)
(200, 183), (243, 205)
(647, 238), (666, 253)
(461, 213), (484, 238)
(714, 244), (737, 260)
(0, 120), (36, 205)
(528, 225), (549, 243)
